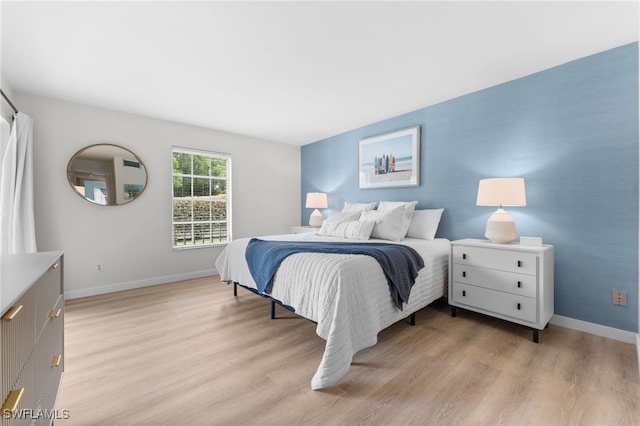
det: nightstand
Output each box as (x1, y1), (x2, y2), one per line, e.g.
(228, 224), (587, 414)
(291, 225), (319, 234)
(448, 239), (554, 342)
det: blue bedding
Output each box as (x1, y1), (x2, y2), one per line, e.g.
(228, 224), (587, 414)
(244, 238), (425, 310)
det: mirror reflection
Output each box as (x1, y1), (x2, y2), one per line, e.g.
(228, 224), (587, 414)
(67, 144), (148, 206)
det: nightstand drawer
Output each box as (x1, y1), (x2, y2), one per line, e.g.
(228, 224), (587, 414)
(451, 265), (537, 298)
(451, 282), (536, 323)
(452, 245), (537, 275)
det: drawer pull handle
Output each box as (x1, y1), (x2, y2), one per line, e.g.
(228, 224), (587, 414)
(49, 308), (62, 319)
(1, 305), (23, 321)
(462, 271), (466, 278)
(517, 281), (522, 288)
(517, 303), (521, 310)
(517, 260), (522, 267)
(51, 354), (62, 368)
(462, 290), (466, 297)
(51, 262), (60, 270)
(462, 253), (467, 260)
(1, 388), (24, 415)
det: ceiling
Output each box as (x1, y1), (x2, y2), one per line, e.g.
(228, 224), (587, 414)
(1, 1), (638, 146)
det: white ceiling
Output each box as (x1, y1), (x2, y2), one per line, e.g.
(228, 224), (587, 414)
(1, 1), (638, 146)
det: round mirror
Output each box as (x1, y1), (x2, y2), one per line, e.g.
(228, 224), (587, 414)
(67, 144), (148, 206)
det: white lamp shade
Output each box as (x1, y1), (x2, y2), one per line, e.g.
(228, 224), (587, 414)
(305, 192), (328, 209)
(477, 178), (526, 244)
(476, 178), (526, 206)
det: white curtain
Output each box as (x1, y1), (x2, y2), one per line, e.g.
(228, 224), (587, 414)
(0, 112), (37, 254)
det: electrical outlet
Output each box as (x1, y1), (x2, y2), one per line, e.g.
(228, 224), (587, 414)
(96, 263), (104, 273)
(612, 290), (627, 306)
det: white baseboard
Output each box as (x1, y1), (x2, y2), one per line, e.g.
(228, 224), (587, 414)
(64, 275), (638, 349)
(551, 314), (637, 344)
(637, 333), (640, 379)
(64, 269), (218, 300)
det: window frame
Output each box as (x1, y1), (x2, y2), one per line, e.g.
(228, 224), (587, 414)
(171, 146), (232, 249)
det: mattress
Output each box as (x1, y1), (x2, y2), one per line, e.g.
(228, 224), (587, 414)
(215, 232), (450, 389)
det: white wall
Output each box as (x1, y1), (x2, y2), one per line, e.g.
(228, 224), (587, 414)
(16, 92), (300, 298)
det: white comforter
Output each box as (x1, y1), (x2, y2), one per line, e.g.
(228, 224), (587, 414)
(215, 233), (450, 389)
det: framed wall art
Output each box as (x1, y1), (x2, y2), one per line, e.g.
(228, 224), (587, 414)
(358, 125), (420, 189)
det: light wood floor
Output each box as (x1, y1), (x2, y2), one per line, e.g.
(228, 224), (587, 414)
(55, 276), (640, 426)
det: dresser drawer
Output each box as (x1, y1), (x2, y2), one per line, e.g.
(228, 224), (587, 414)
(1, 353), (35, 426)
(35, 297), (64, 399)
(35, 259), (62, 338)
(1, 285), (36, 390)
(451, 282), (537, 323)
(451, 264), (537, 298)
(1, 251), (64, 426)
(452, 245), (537, 275)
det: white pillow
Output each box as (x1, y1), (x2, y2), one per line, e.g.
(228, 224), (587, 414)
(318, 219), (376, 240)
(324, 211), (361, 223)
(406, 209), (444, 240)
(377, 200), (418, 238)
(377, 200), (418, 219)
(359, 205), (407, 241)
(341, 201), (377, 213)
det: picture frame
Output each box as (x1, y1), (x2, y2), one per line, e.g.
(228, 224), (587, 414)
(358, 125), (420, 189)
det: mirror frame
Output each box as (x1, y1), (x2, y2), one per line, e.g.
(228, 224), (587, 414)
(67, 143), (148, 206)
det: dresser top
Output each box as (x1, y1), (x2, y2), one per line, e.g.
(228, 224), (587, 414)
(452, 238), (553, 252)
(1, 250), (63, 315)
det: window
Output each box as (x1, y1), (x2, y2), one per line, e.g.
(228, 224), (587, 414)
(172, 147), (231, 248)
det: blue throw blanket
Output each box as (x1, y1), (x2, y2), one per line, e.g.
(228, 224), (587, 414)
(245, 238), (425, 310)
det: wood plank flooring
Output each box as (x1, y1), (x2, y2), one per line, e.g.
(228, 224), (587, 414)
(55, 276), (640, 425)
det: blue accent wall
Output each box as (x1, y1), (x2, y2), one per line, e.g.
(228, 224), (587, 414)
(301, 43), (639, 332)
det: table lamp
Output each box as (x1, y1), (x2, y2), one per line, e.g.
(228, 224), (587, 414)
(306, 192), (328, 227)
(476, 178), (526, 243)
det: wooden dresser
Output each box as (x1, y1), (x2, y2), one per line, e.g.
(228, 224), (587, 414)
(1, 251), (64, 425)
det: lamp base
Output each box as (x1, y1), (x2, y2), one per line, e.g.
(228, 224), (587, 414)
(485, 208), (517, 243)
(309, 209), (323, 227)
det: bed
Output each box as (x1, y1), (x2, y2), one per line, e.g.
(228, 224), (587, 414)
(214, 203), (449, 390)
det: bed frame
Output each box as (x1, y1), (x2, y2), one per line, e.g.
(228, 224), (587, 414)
(227, 280), (416, 325)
